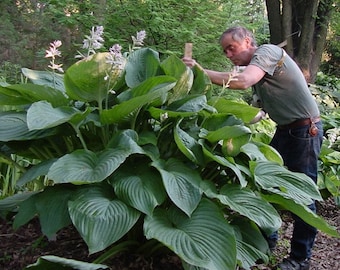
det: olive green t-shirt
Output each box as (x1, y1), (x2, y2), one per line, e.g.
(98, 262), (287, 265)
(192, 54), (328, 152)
(250, 44), (319, 125)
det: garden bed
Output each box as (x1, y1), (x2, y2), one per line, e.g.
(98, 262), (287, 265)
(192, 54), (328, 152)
(0, 198), (339, 270)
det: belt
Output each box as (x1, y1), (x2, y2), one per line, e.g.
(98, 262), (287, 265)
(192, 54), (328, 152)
(278, 116), (321, 130)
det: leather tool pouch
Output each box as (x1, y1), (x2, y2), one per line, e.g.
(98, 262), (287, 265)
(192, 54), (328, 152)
(309, 120), (318, 136)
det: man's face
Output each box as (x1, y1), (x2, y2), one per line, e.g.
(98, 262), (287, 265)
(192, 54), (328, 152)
(220, 34), (252, 66)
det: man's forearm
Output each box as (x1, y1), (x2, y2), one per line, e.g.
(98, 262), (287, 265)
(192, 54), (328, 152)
(203, 69), (231, 86)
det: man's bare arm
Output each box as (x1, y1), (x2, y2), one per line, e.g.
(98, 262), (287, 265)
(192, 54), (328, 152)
(205, 65), (265, 89)
(182, 57), (265, 90)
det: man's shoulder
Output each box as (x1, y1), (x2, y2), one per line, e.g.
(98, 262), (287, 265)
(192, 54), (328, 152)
(251, 44), (285, 75)
(254, 44), (283, 62)
(256, 44), (281, 53)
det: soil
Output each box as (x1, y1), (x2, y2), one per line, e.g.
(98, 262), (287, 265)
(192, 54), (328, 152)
(0, 198), (339, 270)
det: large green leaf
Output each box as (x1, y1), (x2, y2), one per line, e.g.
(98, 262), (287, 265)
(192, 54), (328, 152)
(222, 134), (251, 157)
(12, 193), (37, 230)
(202, 114), (243, 131)
(211, 98), (259, 123)
(22, 68), (65, 93)
(68, 185), (140, 254)
(161, 55), (193, 103)
(204, 125), (252, 142)
(125, 48), (160, 88)
(253, 161), (322, 205)
(232, 220), (269, 270)
(231, 218), (270, 254)
(240, 142), (283, 165)
(17, 159), (57, 186)
(148, 107), (201, 120)
(263, 194), (340, 237)
(13, 186), (74, 239)
(0, 86), (33, 105)
(48, 148), (131, 184)
(218, 184), (281, 235)
(111, 163), (167, 216)
(174, 119), (205, 166)
(144, 199), (237, 270)
(161, 54), (188, 79)
(0, 191), (38, 217)
(47, 131), (144, 184)
(203, 119), (252, 158)
(0, 83), (68, 107)
(235, 240), (267, 270)
(0, 112), (58, 141)
(201, 143), (248, 187)
(64, 52), (111, 103)
(190, 65), (212, 95)
(167, 94), (216, 113)
(107, 129), (145, 153)
(25, 255), (109, 270)
(101, 80), (176, 124)
(27, 101), (91, 130)
(232, 217), (270, 269)
(129, 75), (177, 98)
(148, 95), (216, 121)
(152, 158), (202, 216)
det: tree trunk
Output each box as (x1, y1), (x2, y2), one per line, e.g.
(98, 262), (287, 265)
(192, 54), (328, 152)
(294, 0), (319, 82)
(265, 0), (282, 45)
(265, 0), (335, 83)
(282, 0), (293, 55)
(310, 0), (333, 82)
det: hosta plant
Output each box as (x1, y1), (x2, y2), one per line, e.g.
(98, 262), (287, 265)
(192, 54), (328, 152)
(0, 29), (338, 270)
(309, 77), (340, 205)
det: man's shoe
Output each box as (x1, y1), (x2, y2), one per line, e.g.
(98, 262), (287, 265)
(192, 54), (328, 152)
(275, 257), (310, 270)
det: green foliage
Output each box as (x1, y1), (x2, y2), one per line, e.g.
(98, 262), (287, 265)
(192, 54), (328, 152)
(309, 72), (340, 204)
(2, 0), (339, 80)
(249, 71), (340, 206)
(0, 34), (338, 270)
(321, 1), (340, 77)
(25, 255), (109, 269)
(1, 0), (269, 73)
(0, 62), (23, 85)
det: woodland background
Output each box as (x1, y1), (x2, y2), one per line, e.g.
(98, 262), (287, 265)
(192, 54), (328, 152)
(0, 1), (340, 270)
(0, 0), (339, 84)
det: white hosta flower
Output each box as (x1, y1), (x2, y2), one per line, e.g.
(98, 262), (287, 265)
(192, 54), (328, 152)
(132, 30), (146, 48)
(106, 44), (125, 69)
(48, 63), (64, 73)
(45, 40), (63, 73)
(77, 26), (105, 58)
(45, 40), (62, 59)
(83, 26), (104, 49)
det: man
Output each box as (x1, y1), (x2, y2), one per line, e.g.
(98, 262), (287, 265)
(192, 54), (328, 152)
(182, 26), (323, 270)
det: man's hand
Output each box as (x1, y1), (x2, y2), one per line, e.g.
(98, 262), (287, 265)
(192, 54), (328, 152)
(182, 57), (203, 70)
(249, 110), (266, 124)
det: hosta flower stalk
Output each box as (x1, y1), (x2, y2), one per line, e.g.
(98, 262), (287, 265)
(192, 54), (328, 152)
(45, 40), (64, 73)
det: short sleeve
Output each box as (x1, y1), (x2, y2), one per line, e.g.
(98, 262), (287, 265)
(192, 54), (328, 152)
(250, 45), (283, 76)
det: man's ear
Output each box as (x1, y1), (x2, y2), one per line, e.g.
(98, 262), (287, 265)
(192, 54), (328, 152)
(244, 37), (252, 47)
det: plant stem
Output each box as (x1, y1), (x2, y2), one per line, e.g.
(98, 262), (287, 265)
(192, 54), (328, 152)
(0, 152), (27, 173)
(92, 240), (139, 264)
(73, 125), (88, 150)
(47, 138), (63, 157)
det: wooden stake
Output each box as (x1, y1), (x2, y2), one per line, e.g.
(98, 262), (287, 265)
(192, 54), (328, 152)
(184, 43), (192, 59)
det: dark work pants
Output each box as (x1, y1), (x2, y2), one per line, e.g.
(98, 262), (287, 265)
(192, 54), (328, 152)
(269, 121), (323, 260)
